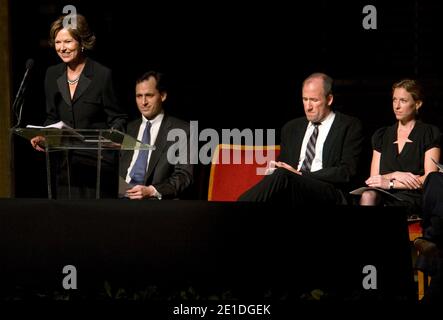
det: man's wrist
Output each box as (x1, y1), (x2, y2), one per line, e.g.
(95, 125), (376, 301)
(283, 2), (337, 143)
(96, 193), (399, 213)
(151, 186), (162, 200)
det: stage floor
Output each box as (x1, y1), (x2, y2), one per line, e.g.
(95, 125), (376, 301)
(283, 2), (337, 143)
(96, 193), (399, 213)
(0, 199), (415, 301)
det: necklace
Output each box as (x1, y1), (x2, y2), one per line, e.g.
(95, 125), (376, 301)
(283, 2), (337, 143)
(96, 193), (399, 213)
(67, 76), (80, 85)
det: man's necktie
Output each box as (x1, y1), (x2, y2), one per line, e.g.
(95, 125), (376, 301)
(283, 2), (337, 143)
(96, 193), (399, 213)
(129, 121), (151, 184)
(300, 123), (320, 172)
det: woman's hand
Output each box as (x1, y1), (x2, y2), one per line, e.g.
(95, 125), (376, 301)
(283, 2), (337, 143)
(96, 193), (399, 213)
(365, 175), (389, 189)
(391, 171), (422, 189)
(366, 172), (422, 190)
(30, 136), (46, 152)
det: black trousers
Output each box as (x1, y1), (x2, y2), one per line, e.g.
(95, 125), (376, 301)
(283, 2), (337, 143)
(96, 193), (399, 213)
(237, 168), (345, 207)
(420, 172), (443, 303)
(423, 172), (443, 244)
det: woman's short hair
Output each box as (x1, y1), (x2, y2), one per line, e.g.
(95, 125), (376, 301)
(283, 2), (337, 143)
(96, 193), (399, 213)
(48, 14), (96, 50)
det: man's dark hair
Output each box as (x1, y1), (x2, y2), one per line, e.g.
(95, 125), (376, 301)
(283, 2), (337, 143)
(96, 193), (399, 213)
(136, 71), (167, 93)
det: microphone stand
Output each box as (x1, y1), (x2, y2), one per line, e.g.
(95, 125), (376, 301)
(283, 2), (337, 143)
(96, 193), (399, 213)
(11, 80), (29, 129)
(12, 97), (26, 129)
(10, 60), (33, 197)
(11, 59), (33, 128)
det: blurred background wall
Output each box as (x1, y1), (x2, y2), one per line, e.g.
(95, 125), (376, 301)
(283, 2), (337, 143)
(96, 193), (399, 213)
(3, 0), (443, 198)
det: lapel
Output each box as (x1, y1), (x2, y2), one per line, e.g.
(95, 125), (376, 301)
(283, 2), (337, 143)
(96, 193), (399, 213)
(129, 118), (143, 139)
(292, 119), (308, 164)
(145, 115), (171, 180)
(322, 112), (341, 166)
(57, 70), (71, 107)
(72, 58), (93, 103)
(56, 58), (93, 106)
(125, 118), (142, 166)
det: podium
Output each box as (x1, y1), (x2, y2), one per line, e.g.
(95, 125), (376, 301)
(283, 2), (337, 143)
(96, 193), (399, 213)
(12, 128), (155, 199)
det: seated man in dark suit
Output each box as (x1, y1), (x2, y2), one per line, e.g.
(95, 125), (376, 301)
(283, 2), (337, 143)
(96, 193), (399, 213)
(119, 71), (193, 199)
(238, 72), (364, 206)
(415, 171), (443, 302)
(422, 171), (443, 244)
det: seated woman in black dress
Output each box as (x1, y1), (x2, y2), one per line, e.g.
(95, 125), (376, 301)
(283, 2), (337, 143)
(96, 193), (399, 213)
(359, 79), (441, 212)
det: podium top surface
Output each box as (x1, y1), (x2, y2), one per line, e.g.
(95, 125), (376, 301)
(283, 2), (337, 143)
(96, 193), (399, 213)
(12, 128), (154, 151)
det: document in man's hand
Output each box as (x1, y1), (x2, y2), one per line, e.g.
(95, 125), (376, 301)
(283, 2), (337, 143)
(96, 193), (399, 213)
(431, 158), (443, 172)
(349, 187), (403, 201)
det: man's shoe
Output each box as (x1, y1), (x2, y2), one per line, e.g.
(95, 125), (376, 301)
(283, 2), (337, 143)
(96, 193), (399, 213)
(414, 238), (439, 275)
(414, 238), (438, 256)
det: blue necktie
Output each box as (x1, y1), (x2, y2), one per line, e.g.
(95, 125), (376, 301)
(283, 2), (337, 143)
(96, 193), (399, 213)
(129, 121), (151, 184)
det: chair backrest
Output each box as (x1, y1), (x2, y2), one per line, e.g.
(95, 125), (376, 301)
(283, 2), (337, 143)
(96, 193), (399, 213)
(208, 144), (280, 201)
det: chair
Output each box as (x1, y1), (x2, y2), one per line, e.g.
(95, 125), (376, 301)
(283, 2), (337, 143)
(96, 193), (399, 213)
(208, 144), (280, 201)
(408, 217), (431, 300)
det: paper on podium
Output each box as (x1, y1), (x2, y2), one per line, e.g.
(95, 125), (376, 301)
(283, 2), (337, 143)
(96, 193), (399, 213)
(26, 121), (73, 130)
(26, 121), (85, 141)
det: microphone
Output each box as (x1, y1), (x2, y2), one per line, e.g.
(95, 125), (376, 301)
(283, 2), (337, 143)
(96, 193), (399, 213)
(12, 58), (34, 127)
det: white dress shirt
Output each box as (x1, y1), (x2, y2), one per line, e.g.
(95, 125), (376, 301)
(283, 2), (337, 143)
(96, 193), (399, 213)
(125, 112), (164, 183)
(297, 111), (335, 172)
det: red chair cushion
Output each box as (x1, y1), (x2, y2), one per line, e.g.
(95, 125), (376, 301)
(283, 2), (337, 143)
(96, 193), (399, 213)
(208, 145), (280, 201)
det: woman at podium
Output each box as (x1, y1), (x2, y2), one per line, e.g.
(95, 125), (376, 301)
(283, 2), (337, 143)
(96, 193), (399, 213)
(30, 13), (127, 199)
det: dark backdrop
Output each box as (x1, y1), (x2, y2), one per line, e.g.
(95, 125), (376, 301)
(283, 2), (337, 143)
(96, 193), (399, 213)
(10, 0), (443, 198)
